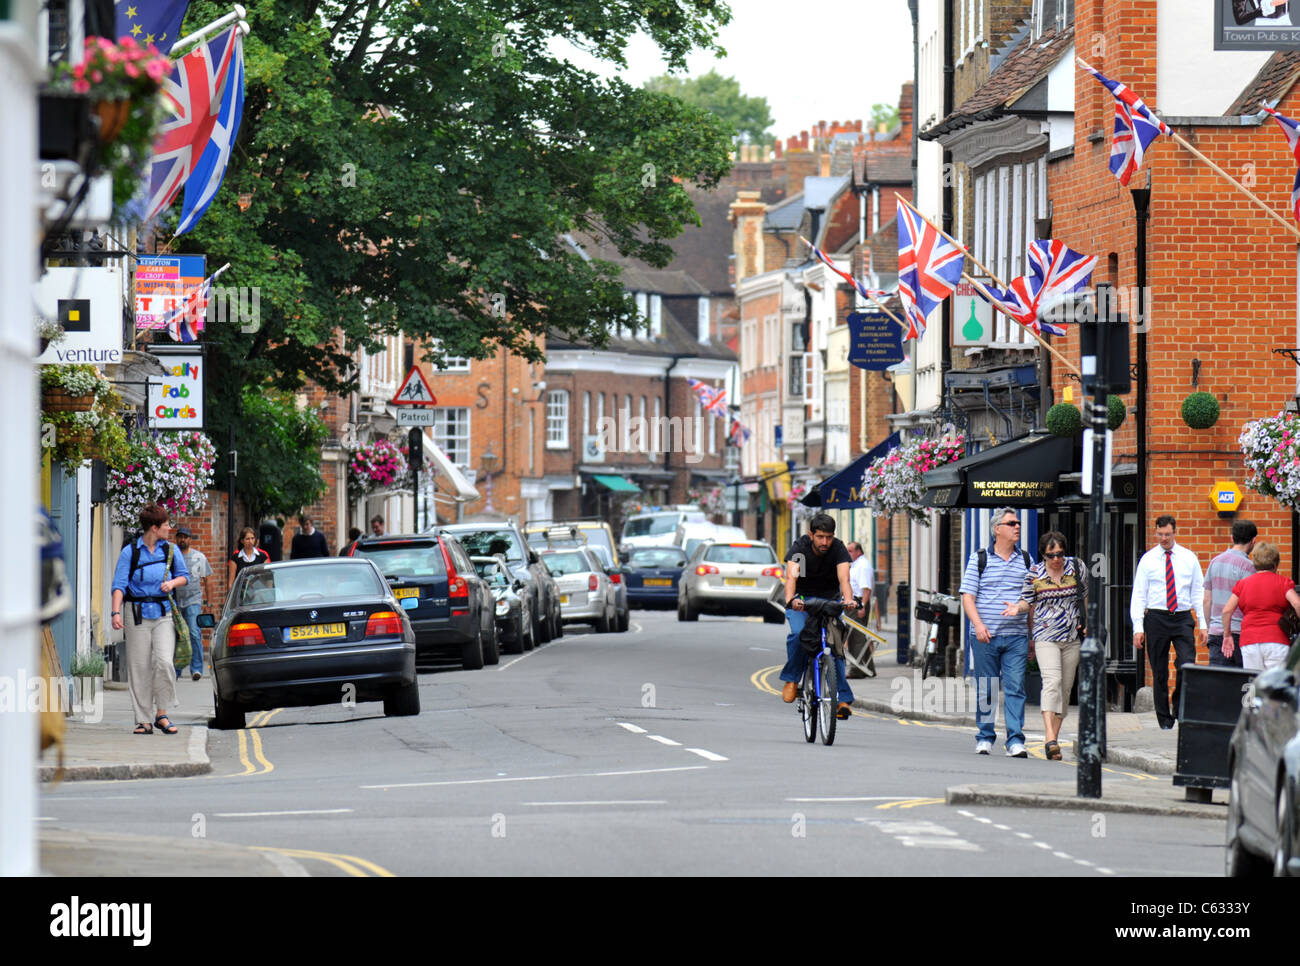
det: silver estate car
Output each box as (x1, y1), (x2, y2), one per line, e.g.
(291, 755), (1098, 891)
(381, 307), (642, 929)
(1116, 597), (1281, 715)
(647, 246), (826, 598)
(677, 540), (785, 623)
(540, 547), (618, 633)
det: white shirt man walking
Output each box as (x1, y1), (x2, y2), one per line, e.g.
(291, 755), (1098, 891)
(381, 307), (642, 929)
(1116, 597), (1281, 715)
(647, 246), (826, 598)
(1130, 514), (1206, 729)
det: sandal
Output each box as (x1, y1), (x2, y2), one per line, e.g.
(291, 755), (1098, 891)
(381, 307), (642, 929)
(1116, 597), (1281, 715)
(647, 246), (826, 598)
(1045, 740), (1062, 760)
(154, 714), (178, 735)
(133, 723), (153, 735)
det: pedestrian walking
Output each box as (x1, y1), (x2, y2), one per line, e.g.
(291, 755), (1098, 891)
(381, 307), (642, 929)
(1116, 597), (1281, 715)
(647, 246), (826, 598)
(173, 526), (211, 681)
(960, 507), (1033, 757)
(339, 526), (362, 557)
(1204, 520), (1257, 668)
(845, 541), (876, 677)
(369, 515), (386, 537)
(290, 515), (330, 559)
(779, 512), (857, 720)
(1130, 515), (1207, 730)
(1221, 542), (1300, 672)
(110, 503), (189, 735)
(1003, 531), (1086, 761)
(228, 526), (271, 585)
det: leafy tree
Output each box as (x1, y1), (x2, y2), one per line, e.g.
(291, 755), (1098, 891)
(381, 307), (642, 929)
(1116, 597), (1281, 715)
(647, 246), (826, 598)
(870, 102), (899, 132)
(222, 388), (329, 522)
(643, 69), (772, 144)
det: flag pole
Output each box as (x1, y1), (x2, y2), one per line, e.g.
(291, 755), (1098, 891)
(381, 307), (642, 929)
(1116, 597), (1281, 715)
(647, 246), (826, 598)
(170, 5), (247, 56)
(1168, 126), (1300, 243)
(896, 197), (1082, 376)
(797, 235), (911, 332)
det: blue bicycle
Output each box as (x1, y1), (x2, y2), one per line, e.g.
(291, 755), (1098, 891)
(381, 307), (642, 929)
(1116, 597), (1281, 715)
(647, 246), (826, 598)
(795, 597), (844, 746)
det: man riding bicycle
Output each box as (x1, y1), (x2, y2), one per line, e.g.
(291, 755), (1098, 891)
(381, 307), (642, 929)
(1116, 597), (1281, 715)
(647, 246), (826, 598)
(779, 512), (857, 720)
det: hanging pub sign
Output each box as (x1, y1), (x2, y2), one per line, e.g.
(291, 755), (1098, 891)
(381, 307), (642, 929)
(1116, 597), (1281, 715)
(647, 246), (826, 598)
(135, 254), (206, 331)
(1215, 0), (1300, 49)
(36, 266), (124, 365)
(847, 311), (905, 370)
(146, 345), (205, 429)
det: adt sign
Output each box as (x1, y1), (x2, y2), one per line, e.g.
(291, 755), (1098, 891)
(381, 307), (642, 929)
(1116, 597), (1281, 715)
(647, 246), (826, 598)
(1209, 480), (1243, 513)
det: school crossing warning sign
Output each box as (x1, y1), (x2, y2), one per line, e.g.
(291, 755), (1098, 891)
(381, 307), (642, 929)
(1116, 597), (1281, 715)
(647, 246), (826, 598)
(391, 366), (437, 406)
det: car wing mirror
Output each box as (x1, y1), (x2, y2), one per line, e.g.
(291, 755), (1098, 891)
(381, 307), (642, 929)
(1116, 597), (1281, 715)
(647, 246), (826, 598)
(197, 613), (216, 628)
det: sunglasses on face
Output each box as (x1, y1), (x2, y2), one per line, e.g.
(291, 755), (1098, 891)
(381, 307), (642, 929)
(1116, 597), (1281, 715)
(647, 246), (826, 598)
(998, 521), (1021, 528)
(1043, 552), (1066, 559)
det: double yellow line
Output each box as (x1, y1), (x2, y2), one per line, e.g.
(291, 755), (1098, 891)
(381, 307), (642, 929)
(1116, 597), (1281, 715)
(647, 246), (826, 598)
(252, 845), (394, 877)
(231, 709), (280, 776)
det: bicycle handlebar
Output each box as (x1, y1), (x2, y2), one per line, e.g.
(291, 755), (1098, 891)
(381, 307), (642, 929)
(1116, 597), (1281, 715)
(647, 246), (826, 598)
(800, 596), (845, 619)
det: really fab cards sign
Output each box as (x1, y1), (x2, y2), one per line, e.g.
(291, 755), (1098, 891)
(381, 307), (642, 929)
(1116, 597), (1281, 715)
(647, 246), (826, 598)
(147, 348), (204, 429)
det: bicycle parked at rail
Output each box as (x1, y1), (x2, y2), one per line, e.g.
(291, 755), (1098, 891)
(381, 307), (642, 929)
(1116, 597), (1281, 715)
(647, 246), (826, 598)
(794, 596), (845, 746)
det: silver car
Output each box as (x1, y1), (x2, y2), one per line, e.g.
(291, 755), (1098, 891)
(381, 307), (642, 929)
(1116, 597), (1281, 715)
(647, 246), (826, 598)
(677, 540), (785, 622)
(540, 547), (617, 633)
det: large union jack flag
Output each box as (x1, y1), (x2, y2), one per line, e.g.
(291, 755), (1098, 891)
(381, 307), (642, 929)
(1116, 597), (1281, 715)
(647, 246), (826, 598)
(1078, 58), (1170, 186)
(687, 378), (721, 412)
(968, 275), (1058, 336)
(1262, 105), (1300, 223)
(1028, 239), (1097, 316)
(897, 199), (964, 341)
(145, 26), (241, 223)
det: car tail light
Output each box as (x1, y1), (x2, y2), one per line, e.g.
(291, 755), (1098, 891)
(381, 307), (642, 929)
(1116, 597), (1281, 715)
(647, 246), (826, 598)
(228, 622), (265, 647)
(695, 564), (719, 576)
(366, 611), (403, 637)
(609, 572), (622, 584)
(761, 566), (784, 578)
(440, 539), (469, 603)
(588, 574), (599, 591)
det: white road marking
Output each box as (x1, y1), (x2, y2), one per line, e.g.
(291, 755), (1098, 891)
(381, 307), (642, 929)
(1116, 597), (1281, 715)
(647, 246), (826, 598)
(1033, 842), (1052, 850)
(617, 722), (647, 734)
(864, 818), (983, 852)
(792, 796), (914, 803)
(36, 817), (57, 822)
(974, 816), (993, 824)
(646, 735), (681, 746)
(522, 800), (667, 806)
(1097, 867), (1115, 875)
(993, 824), (1010, 831)
(41, 795), (139, 800)
(1053, 852), (1073, 860)
(685, 748), (729, 762)
(498, 633), (590, 671)
(958, 810), (1112, 875)
(214, 808), (354, 818)
(748, 646), (775, 652)
(1015, 832), (1033, 839)
(361, 764), (708, 790)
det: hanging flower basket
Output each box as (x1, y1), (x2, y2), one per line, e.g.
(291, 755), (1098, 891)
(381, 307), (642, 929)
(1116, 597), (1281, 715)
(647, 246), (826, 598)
(104, 430), (217, 528)
(93, 99), (131, 143)
(1240, 412), (1300, 511)
(860, 432), (966, 524)
(42, 389), (96, 413)
(347, 437), (410, 498)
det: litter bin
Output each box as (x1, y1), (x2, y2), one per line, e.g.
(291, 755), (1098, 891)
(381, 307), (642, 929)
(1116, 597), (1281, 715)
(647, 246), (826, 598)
(896, 582), (909, 665)
(1173, 664), (1255, 803)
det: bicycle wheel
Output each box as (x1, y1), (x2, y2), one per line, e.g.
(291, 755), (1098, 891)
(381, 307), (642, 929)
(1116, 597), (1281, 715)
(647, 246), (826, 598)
(818, 652), (837, 746)
(800, 666), (816, 743)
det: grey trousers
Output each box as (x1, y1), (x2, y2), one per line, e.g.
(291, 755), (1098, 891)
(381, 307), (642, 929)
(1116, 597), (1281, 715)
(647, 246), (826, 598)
(125, 615), (177, 726)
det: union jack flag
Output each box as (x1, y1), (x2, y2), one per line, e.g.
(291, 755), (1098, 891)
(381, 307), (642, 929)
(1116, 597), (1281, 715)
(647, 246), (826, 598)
(177, 29), (244, 235)
(968, 275), (1059, 336)
(704, 387), (728, 416)
(805, 239), (893, 305)
(687, 378), (720, 411)
(1262, 105), (1300, 223)
(1028, 239), (1097, 316)
(145, 26), (241, 223)
(161, 272), (214, 343)
(1078, 58), (1170, 186)
(896, 199), (965, 340)
(728, 417), (751, 447)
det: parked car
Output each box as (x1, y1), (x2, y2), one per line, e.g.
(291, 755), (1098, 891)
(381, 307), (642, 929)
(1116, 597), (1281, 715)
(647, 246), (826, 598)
(624, 545), (688, 609)
(1226, 657), (1300, 876)
(437, 523), (562, 644)
(674, 522), (748, 560)
(348, 532), (497, 669)
(526, 519), (621, 567)
(471, 554), (535, 654)
(540, 546), (617, 632)
(201, 557), (418, 729)
(677, 540), (785, 622)
(620, 507), (707, 552)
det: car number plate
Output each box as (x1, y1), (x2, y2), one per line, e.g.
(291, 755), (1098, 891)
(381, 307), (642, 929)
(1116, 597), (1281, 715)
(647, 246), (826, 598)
(644, 578), (672, 586)
(393, 588), (419, 600)
(286, 622), (347, 642)
(724, 578), (756, 587)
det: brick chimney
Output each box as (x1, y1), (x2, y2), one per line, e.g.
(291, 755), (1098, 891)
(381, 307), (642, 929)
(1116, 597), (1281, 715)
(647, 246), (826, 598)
(898, 81), (914, 143)
(728, 190), (767, 287)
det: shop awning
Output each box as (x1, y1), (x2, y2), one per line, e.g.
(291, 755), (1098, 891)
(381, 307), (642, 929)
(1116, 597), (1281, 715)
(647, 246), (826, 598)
(802, 432), (901, 509)
(921, 432), (1075, 508)
(423, 436), (479, 502)
(592, 473), (641, 493)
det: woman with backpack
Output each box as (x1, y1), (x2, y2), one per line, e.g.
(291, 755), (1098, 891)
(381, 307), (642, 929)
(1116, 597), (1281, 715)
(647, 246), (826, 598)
(110, 503), (189, 735)
(1002, 530), (1087, 761)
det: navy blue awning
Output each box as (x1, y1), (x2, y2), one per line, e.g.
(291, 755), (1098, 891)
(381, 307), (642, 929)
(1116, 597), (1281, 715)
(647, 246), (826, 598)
(801, 432), (901, 509)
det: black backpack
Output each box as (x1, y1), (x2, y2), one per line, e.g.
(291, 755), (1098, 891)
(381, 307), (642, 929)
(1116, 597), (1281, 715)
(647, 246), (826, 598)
(976, 547), (1032, 576)
(124, 539), (174, 603)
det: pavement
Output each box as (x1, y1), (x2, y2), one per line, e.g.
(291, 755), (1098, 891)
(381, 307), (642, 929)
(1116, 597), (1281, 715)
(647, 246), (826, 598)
(31, 622), (1229, 875)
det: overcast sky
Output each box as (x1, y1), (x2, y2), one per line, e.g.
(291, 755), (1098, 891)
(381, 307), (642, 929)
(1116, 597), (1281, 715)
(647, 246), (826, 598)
(554, 1), (916, 142)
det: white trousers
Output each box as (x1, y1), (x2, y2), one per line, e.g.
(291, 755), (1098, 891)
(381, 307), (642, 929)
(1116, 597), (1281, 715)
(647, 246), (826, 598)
(124, 615), (177, 726)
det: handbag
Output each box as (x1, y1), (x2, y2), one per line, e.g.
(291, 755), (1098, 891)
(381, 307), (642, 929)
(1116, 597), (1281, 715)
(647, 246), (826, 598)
(165, 543), (192, 669)
(1280, 607), (1300, 646)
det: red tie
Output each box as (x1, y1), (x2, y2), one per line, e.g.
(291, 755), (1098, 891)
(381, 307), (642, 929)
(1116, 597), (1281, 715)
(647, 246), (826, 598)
(1165, 550), (1177, 611)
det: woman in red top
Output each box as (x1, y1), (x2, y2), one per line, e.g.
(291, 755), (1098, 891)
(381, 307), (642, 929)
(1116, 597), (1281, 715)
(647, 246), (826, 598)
(1221, 542), (1300, 672)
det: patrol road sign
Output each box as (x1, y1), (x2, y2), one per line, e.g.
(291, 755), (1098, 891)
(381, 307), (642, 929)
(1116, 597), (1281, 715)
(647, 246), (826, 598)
(1209, 480), (1243, 512)
(392, 366), (437, 406)
(395, 408), (437, 426)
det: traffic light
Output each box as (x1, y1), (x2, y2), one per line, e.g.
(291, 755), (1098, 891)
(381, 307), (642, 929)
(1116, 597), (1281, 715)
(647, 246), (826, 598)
(1079, 283), (1130, 396)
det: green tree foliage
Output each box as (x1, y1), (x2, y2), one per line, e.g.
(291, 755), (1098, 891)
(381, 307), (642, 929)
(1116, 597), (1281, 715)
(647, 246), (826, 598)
(642, 69), (773, 144)
(869, 102), (899, 132)
(222, 388), (329, 522)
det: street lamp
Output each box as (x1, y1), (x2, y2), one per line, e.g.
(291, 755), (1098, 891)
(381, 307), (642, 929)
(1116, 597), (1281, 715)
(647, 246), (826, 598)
(481, 443), (499, 513)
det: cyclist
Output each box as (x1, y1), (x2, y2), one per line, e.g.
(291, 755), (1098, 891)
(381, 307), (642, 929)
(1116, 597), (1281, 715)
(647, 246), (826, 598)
(779, 512), (857, 720)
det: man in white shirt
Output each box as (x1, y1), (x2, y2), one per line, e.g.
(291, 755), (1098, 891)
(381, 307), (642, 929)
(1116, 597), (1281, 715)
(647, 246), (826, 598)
(1129, 514), (1206, 729)
(846, 541), (876, 677)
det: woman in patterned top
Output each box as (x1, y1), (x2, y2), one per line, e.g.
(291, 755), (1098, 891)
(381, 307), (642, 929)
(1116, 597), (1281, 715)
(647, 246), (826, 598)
(1002, 531), (1086, 761)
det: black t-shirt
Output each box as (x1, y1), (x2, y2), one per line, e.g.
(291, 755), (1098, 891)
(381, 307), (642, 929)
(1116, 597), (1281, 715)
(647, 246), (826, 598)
(784, 534), (851, 599)
(291, 530), (330, 559)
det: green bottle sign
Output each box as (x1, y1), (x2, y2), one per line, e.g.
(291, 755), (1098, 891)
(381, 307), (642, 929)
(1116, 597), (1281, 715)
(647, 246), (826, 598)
(952, 281), (993, 346)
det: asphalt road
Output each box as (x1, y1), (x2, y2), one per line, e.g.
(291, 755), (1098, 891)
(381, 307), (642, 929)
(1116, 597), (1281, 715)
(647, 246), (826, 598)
(39, 610), (1225, 876)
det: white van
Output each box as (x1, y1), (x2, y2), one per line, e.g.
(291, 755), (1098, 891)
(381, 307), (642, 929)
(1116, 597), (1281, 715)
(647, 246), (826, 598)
(621, 508), (708, 551)
(675, 522), (749, 560)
